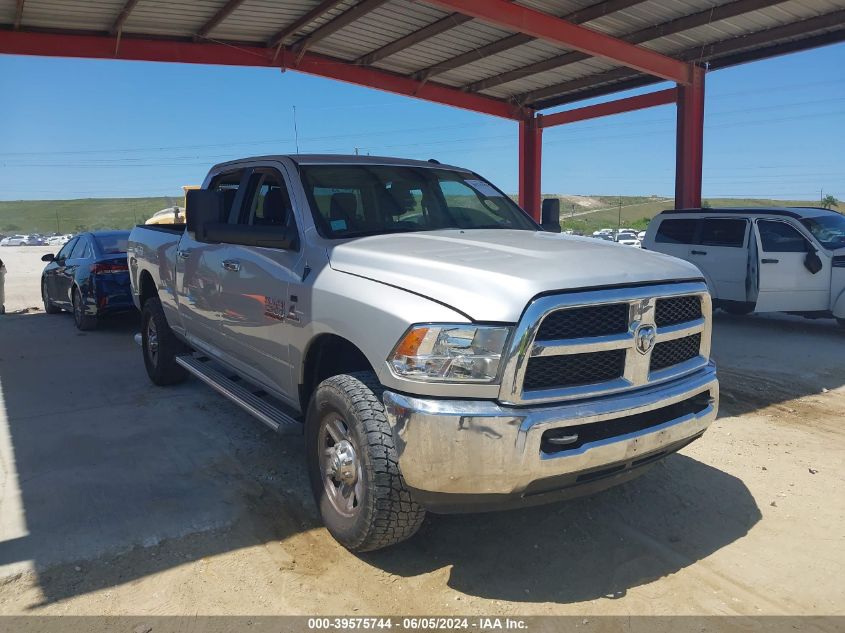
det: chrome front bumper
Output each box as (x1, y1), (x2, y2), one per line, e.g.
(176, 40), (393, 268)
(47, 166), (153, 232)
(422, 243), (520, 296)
(383, 364), (718, 511)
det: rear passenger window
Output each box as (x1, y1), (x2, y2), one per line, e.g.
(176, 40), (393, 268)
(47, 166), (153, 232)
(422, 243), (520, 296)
(758, 220), (808, 253)
(655, 219), (698, 244)
(242, 171), (294, 228)
(700, 218), (747, 247)
(70, 239), (88, 259)
(209, 170), (243, 223)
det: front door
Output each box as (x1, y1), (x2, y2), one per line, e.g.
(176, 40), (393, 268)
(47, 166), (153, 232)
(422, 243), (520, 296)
(754, 219), (830, 312)
(177, 169), (246, 355)
(46, 237), (77, 304)
(214, 167), (303, 403)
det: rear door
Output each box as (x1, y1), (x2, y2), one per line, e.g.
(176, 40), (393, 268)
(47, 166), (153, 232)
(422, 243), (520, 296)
(650, 217), (699, 261)
(754, 218), (830, 312)
(177, 169), (248, 355)
(214, 166), (303, 402)
(696, 217), (750, 302)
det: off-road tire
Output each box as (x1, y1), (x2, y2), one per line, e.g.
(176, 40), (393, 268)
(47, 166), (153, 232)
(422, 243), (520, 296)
(72, 286), (98, 330)
(42, 279), (61, 314)
(141, 297), (188, 386)
(306, 371), (425, 552)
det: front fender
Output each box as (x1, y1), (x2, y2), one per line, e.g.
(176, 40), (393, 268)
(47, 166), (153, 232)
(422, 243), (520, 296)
(293, 269), (503, 400)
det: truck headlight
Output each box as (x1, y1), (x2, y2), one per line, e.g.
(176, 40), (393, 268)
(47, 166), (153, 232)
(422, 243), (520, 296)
(388, 325), (511, 383)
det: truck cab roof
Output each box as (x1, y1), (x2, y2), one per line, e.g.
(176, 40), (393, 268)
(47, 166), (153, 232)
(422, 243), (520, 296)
(211, 154), (469, 172)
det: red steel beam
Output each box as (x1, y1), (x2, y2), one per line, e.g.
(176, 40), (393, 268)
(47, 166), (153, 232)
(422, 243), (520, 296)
(518, 117), (543, 221)
(0, 30), (526, 120)
(417, 0), (691, 84)
(539, 88), (677, 128)
(675, 66), (705, 209)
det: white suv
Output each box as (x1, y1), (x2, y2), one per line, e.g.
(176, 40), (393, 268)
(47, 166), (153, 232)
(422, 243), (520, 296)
(643, 207), (845, 327)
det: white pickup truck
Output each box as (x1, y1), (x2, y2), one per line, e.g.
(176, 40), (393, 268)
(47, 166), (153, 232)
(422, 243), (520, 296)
(128, 155), (719, 552)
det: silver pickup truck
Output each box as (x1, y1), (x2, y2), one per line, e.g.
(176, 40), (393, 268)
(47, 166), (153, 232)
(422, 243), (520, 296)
(128, 155), (718, 552)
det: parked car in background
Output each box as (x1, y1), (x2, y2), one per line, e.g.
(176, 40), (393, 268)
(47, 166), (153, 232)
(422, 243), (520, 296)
(643, 207), (845, 326)
(1, 235), (30, 246)
(25, 235), (47, 246)
(40, 230), (134, 330)
(615, 231), (642, 247)
(47, 234), (73, 246)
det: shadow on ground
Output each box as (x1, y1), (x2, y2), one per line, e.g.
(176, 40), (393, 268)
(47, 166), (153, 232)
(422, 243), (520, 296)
(711, 312), (845, 418)
(7, 309), (839, 607)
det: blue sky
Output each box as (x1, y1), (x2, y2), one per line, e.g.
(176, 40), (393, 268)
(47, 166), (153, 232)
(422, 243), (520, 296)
(0, 43), (842, 201)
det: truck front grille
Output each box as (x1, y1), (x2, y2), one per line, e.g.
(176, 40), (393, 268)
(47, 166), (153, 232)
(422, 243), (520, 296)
(499, 283), (712, 405)
(536, 303), (628, 340)
(650, 334), (702, 371)
(523, 350), (625, 390)
(655, 296), (702, 327)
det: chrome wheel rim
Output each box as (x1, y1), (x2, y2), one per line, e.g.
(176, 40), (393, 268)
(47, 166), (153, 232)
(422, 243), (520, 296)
(319, 415), (363, 518)
(42, 282), (49, 309)
(146, 318), (159, 367)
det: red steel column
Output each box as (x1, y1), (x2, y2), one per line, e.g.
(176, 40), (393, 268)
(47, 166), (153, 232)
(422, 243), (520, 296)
(519, 116), (543, 221)
(675, 65), (706, 209)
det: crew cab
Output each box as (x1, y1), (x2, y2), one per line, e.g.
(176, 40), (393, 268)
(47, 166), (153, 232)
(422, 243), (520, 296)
(128, 155), (719, 552)
(643, 207), (845, 326)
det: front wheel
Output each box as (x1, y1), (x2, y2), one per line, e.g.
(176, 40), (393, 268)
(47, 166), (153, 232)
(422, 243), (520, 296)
(306, 372), (425, 552)
(42, 280), (61, 314)
(141, 297), (187, 385)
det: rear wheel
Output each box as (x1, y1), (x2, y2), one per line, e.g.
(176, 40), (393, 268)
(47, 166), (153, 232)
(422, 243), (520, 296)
(42, 280), (61, 314)
(721, 301), (755, 316)
(72, 287), (97, 330)
(306, 372), (425, 552)
(141, 297), (187, 385)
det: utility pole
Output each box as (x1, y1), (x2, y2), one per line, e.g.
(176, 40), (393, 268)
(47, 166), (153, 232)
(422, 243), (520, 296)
(354, 147), (359, 156)
(617, 196), (622, 231)
(55, 210), (60, 234)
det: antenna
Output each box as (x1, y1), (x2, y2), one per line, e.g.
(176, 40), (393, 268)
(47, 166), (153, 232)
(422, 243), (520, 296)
(292, 105), (300, 154)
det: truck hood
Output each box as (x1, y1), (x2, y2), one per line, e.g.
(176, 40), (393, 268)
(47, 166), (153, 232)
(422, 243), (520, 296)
(327, 229), (703, 322)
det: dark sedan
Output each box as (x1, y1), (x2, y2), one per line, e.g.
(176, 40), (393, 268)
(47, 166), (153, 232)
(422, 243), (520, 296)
(41, 230), (135, 330)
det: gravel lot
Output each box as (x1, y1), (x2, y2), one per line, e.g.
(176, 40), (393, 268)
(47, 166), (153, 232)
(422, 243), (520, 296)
(0, 245), (842, 615)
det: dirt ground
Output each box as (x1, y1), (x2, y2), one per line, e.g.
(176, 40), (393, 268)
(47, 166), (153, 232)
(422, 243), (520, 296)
(0, 245), (842, 616)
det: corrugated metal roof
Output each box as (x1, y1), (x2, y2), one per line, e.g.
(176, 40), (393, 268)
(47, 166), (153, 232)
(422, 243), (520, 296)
(1, 0), (843, 111)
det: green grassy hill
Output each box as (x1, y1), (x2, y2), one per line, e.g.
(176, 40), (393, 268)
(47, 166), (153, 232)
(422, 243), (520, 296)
(0, 194), (832, 235)
(556, 196), (827, 234)
(0, 197), (181, 234)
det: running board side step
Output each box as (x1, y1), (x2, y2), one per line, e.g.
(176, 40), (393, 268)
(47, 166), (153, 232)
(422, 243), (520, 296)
(175, 354), (302, 435)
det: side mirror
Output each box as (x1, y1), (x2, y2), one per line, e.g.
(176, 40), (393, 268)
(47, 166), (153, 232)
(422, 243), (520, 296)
(541, 198), (561, 233)
(41, 253), (55, 262)
(186, 189), (225, 242)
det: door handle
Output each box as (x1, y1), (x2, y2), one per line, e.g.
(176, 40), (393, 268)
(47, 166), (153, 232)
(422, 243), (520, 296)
(691, 250), (707, 255)
(176, 249), (192, 260)
(221, 259), (241, 272)
(761, 258), (779, 264)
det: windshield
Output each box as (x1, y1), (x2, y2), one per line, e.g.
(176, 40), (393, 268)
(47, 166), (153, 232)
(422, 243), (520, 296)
(299, 164), (538, 239)
(800, 213), (845, 250)
(94, 233), (129, 254)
